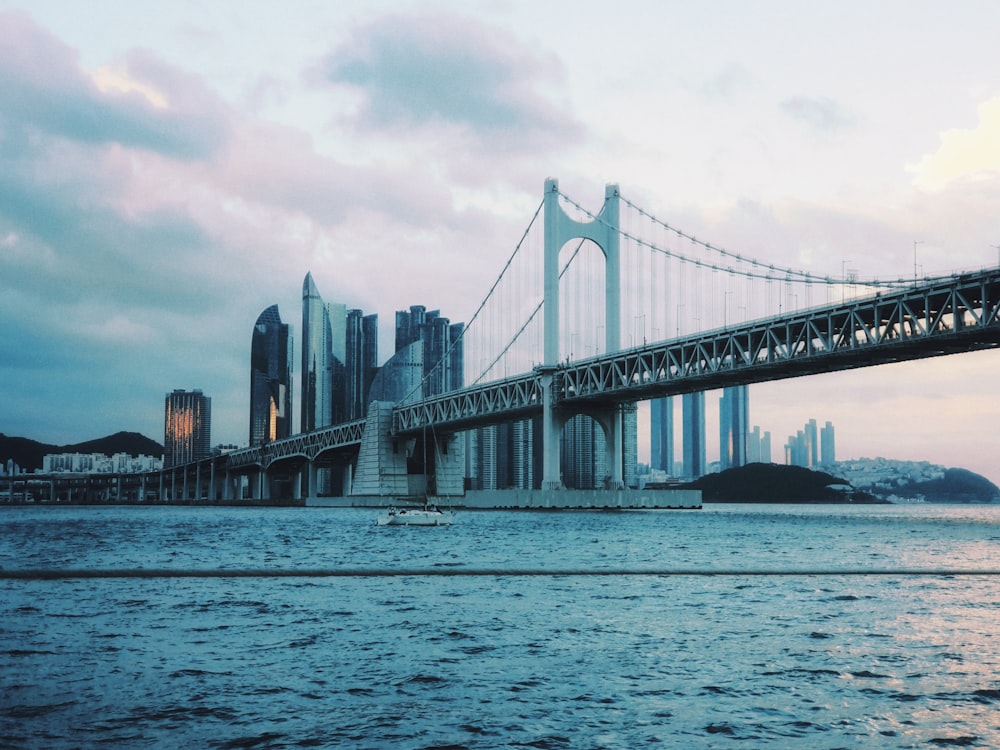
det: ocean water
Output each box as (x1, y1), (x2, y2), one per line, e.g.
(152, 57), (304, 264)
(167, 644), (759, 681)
(1, 503), (999, 749)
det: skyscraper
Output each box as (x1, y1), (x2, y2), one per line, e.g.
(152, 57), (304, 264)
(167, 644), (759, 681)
(328, 301), (347, 426)
(821, 421), (836, 465)
(650, 397), (674, 474)
(785, 419), (834, 467)
(746, 425), (772, 464)
(719, 385), (749, 470)
(394, 305), (464, 396)
(301, 272), (333, 433)
(164, 389), (211, 468)
(345, 308), (379, 420)
(682, 391), (706, 478)
(249, 305), (292, 447)
(805, 418), (819, 467)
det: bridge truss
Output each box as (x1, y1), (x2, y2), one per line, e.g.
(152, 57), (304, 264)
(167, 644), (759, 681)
(393, 267), (1000, 433)
(228, 418), (366, 470)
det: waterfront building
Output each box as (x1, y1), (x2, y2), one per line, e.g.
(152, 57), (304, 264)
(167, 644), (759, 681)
(345, 309), (379, 421)
(561, 414), (601, 489)
(249, 304), (292, 447)
(805, 418), (819, 467)
(328, 301), (348, 426)
(468, 419), (541, 491)
(164, 389), (211, 468)
(650, 397), (674, 475)
(42, 452), (163, 473)
(682, 391), (706, 479)
(395, 305), (464, 396)
(559, 404), (638, 490)
(622, 402), (638, 488)
(746, 426), (772, 464)
(821, 421), (836, 465)
(302, 273), (379, 428)
(368, 340), (423, 406)
(301, 272), (333, 433)
(719, 385), (749, 470)
(785, 418), (835, 468)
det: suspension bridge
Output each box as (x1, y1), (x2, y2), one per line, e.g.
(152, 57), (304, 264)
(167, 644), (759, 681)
(138, 179), (1000, 506)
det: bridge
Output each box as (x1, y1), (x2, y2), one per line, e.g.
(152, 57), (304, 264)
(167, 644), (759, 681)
(135, 180), (1000, 506)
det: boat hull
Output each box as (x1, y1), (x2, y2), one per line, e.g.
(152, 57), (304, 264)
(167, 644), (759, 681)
(376, 508), (454, 526)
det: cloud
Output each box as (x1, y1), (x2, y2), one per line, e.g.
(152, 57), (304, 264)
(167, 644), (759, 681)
(699, 64), (754, 100)
(316, 11), (582, 153)
(0, 10), (229, 159)
(907, 97), (1000, 191)
(779, 95), (854, 132)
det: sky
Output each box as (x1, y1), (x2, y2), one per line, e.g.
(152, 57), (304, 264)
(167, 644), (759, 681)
(1, 1), (999, 484)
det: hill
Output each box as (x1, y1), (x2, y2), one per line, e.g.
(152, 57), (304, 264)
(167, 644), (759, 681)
(829, 459), (1000, 503)
(682, 463), (883, 503)
(0, 432), (164, 473)
(888, 467), (999, 503)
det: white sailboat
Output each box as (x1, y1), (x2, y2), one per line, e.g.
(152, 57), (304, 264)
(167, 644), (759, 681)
(375, 503), (454, 526)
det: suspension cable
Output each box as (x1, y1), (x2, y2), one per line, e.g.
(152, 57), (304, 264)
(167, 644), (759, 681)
(558, 189), (923, 289)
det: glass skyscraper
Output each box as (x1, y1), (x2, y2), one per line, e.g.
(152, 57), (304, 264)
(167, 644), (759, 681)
(719, 385), (749, 470)
(249, 304), (292, 447)
(394, 305), (464, 396)
(682, 391), (706, 479)
(164, 389), (211, 468)
(345, 308), (379, 420)
(301, 272), (333, 433)
(650, 396), (674, 474)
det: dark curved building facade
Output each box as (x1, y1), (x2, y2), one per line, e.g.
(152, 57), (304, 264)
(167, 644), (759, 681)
(249, 304), (292, 446)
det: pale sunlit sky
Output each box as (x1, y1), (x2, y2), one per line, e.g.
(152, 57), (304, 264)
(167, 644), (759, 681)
(1, 1), (999, 483)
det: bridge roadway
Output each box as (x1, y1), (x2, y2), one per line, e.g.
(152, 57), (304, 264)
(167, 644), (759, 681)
(227, 266), (999, 472)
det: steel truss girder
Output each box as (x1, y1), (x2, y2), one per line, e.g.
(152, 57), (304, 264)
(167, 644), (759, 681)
(558, 268), (1000, 404)
(392, 373), (544, 435)
(227, 419), (366, 471)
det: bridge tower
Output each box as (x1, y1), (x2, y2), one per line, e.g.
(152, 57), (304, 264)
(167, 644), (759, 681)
(540, 178), (623, 490)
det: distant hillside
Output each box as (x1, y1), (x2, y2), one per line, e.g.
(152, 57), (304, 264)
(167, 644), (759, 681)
(679, 462), (998, 504)
(830, 459), (1000, 503)
(0, 432), (164, 473)
(887, 468), (999, 504)
(682, 463), (883, 503)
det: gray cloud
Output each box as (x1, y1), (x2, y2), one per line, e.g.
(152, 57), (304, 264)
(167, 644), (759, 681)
(0, 11), (229, 159)
(779, 95), (854, 132)
(317, 11), (582, 152)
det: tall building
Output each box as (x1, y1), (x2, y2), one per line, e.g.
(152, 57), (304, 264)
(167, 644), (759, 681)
(345, 309), (379, 420)
(395, 305), (464, 396)
(682, 391), (706, 478)
(650, 397), (674, 474)
(249, 304), (292, 447)
(468, 419), (542, 491)
(805, 418), (819, 467)
(561, 414), (601, 489)
(785, 419), (835, 467)
(301, 272), (333, 433)
(164, 389), (211, 468)
(301, 273), (380, 428)
(821, 421), (836, 465)
(719, 385), (749, 470)
(746, 425), (772, 464)
(328, 301), (348, 426)
(622, 402), (638, 488)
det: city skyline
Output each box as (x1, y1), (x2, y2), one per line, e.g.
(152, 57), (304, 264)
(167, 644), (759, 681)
(1, 3), (999, 484)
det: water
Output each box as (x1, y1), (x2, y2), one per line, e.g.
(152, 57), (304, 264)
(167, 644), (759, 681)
(2, 503), (999, 749)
